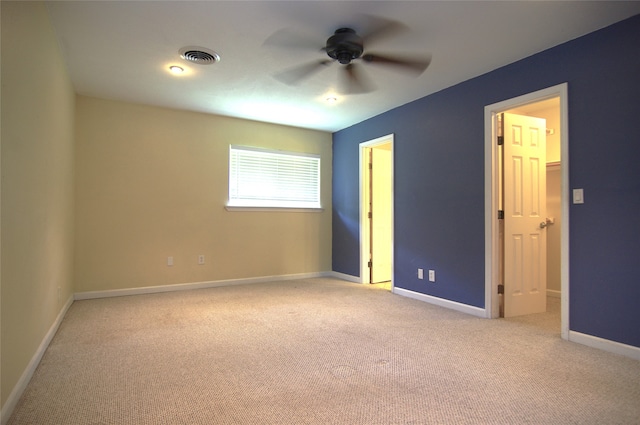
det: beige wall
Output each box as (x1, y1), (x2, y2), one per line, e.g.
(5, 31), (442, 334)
(0, 1), (331, 411)
(1, 1), (76, 409)
(74, 96), (332, 293)
(0, 1), (330, 413)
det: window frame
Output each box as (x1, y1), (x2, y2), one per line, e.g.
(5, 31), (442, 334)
(226, 145), (322, 212)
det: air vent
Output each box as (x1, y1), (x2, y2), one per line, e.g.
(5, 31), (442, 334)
(179, 46), (220, 65)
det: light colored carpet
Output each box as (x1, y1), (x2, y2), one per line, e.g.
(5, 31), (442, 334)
(8, 278), (640, 424)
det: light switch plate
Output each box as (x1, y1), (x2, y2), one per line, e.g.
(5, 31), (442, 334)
(573, 188), (584, 204)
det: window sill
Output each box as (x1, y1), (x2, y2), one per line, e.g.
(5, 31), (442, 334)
(225, 206), (324, 213)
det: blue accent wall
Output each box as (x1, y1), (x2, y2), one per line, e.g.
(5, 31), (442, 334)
(332, 15), (640, 347)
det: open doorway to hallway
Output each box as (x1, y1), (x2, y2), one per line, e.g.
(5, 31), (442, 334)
(360, 135), (394, 291)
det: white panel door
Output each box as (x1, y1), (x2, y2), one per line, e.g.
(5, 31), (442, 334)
(503, 113), (547, 317)
(371, 147), (392, 283)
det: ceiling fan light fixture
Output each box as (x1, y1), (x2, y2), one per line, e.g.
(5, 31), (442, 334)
(326, 28), (363, 65)
(336, 51), (354, 65)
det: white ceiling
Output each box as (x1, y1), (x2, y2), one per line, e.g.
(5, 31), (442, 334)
(45, 1), (640, 132)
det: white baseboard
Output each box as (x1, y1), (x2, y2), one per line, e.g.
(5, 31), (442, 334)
(74, 272), (332, 300)
(569, 331), (640, 361)
(547, 289), (561, 298)
(393, 287), (487, 318)
(327, 271), (362, 284)
(1, 295), (74, 425)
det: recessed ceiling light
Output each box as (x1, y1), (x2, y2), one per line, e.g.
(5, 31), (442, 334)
(326, 96), (338, 104)
(169, 65), (184, 74)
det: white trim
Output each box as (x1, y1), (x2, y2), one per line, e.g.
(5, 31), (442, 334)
(225, 206), (323, 212)
(1, 295), (74, 425)
(328, 271), (362, 284)
(484, 103), (500, 319)
(228, 145), (321, 210)
(547, 289), (561, 298)
(569, 331), (640, 361)
(74, 272), (331, 300)
(393, 287), (487, 318)
(484, 83), (570, 341)
(559, 87), (570, 341)
(359, 134), (395, 288)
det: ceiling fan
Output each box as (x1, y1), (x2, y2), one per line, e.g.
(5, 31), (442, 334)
(264, 16), (432, 94)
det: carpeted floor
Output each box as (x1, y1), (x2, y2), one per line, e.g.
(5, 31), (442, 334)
(7, 278), (640, 424)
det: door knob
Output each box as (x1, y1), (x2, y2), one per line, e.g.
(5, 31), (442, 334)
(539, 217), (554, 229)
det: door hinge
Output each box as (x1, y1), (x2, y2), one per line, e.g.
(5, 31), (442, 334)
(368, 260), (372, 268)
(498, 210), (504, 220)
(497, 284), (504, 294)
(368, 211), (372, 219)
(368, 162), (373, 170)
(497, 136), (504, 146)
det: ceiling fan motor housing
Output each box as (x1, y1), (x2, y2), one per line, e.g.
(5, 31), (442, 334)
(326, 28), (364, 64)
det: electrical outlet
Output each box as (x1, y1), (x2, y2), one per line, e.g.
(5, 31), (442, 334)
(198, 255), (205, 265)
(167, 256), (174, 266)
(418, 268), (424, 279)
(429, 270), (436, 282)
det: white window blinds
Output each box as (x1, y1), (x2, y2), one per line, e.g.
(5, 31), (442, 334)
(228, 145), (321, 209)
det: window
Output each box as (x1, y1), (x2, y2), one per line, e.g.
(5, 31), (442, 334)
(228, 145), (321, 209)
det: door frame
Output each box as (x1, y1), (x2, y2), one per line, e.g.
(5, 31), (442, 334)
(484, 83), (569, 340)
(360, 134), (394, 286)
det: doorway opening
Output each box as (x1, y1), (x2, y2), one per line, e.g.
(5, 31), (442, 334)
(485, 84), (569, 340)
(360, 134), (394, 290)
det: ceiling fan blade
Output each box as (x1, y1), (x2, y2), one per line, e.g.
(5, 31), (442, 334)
(357, 14), (408, 46)
(362, 53), (432, 75)
(342, 63), (375, 94)
(263, 28), (323, 51)
(274, 60), (332, 85)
